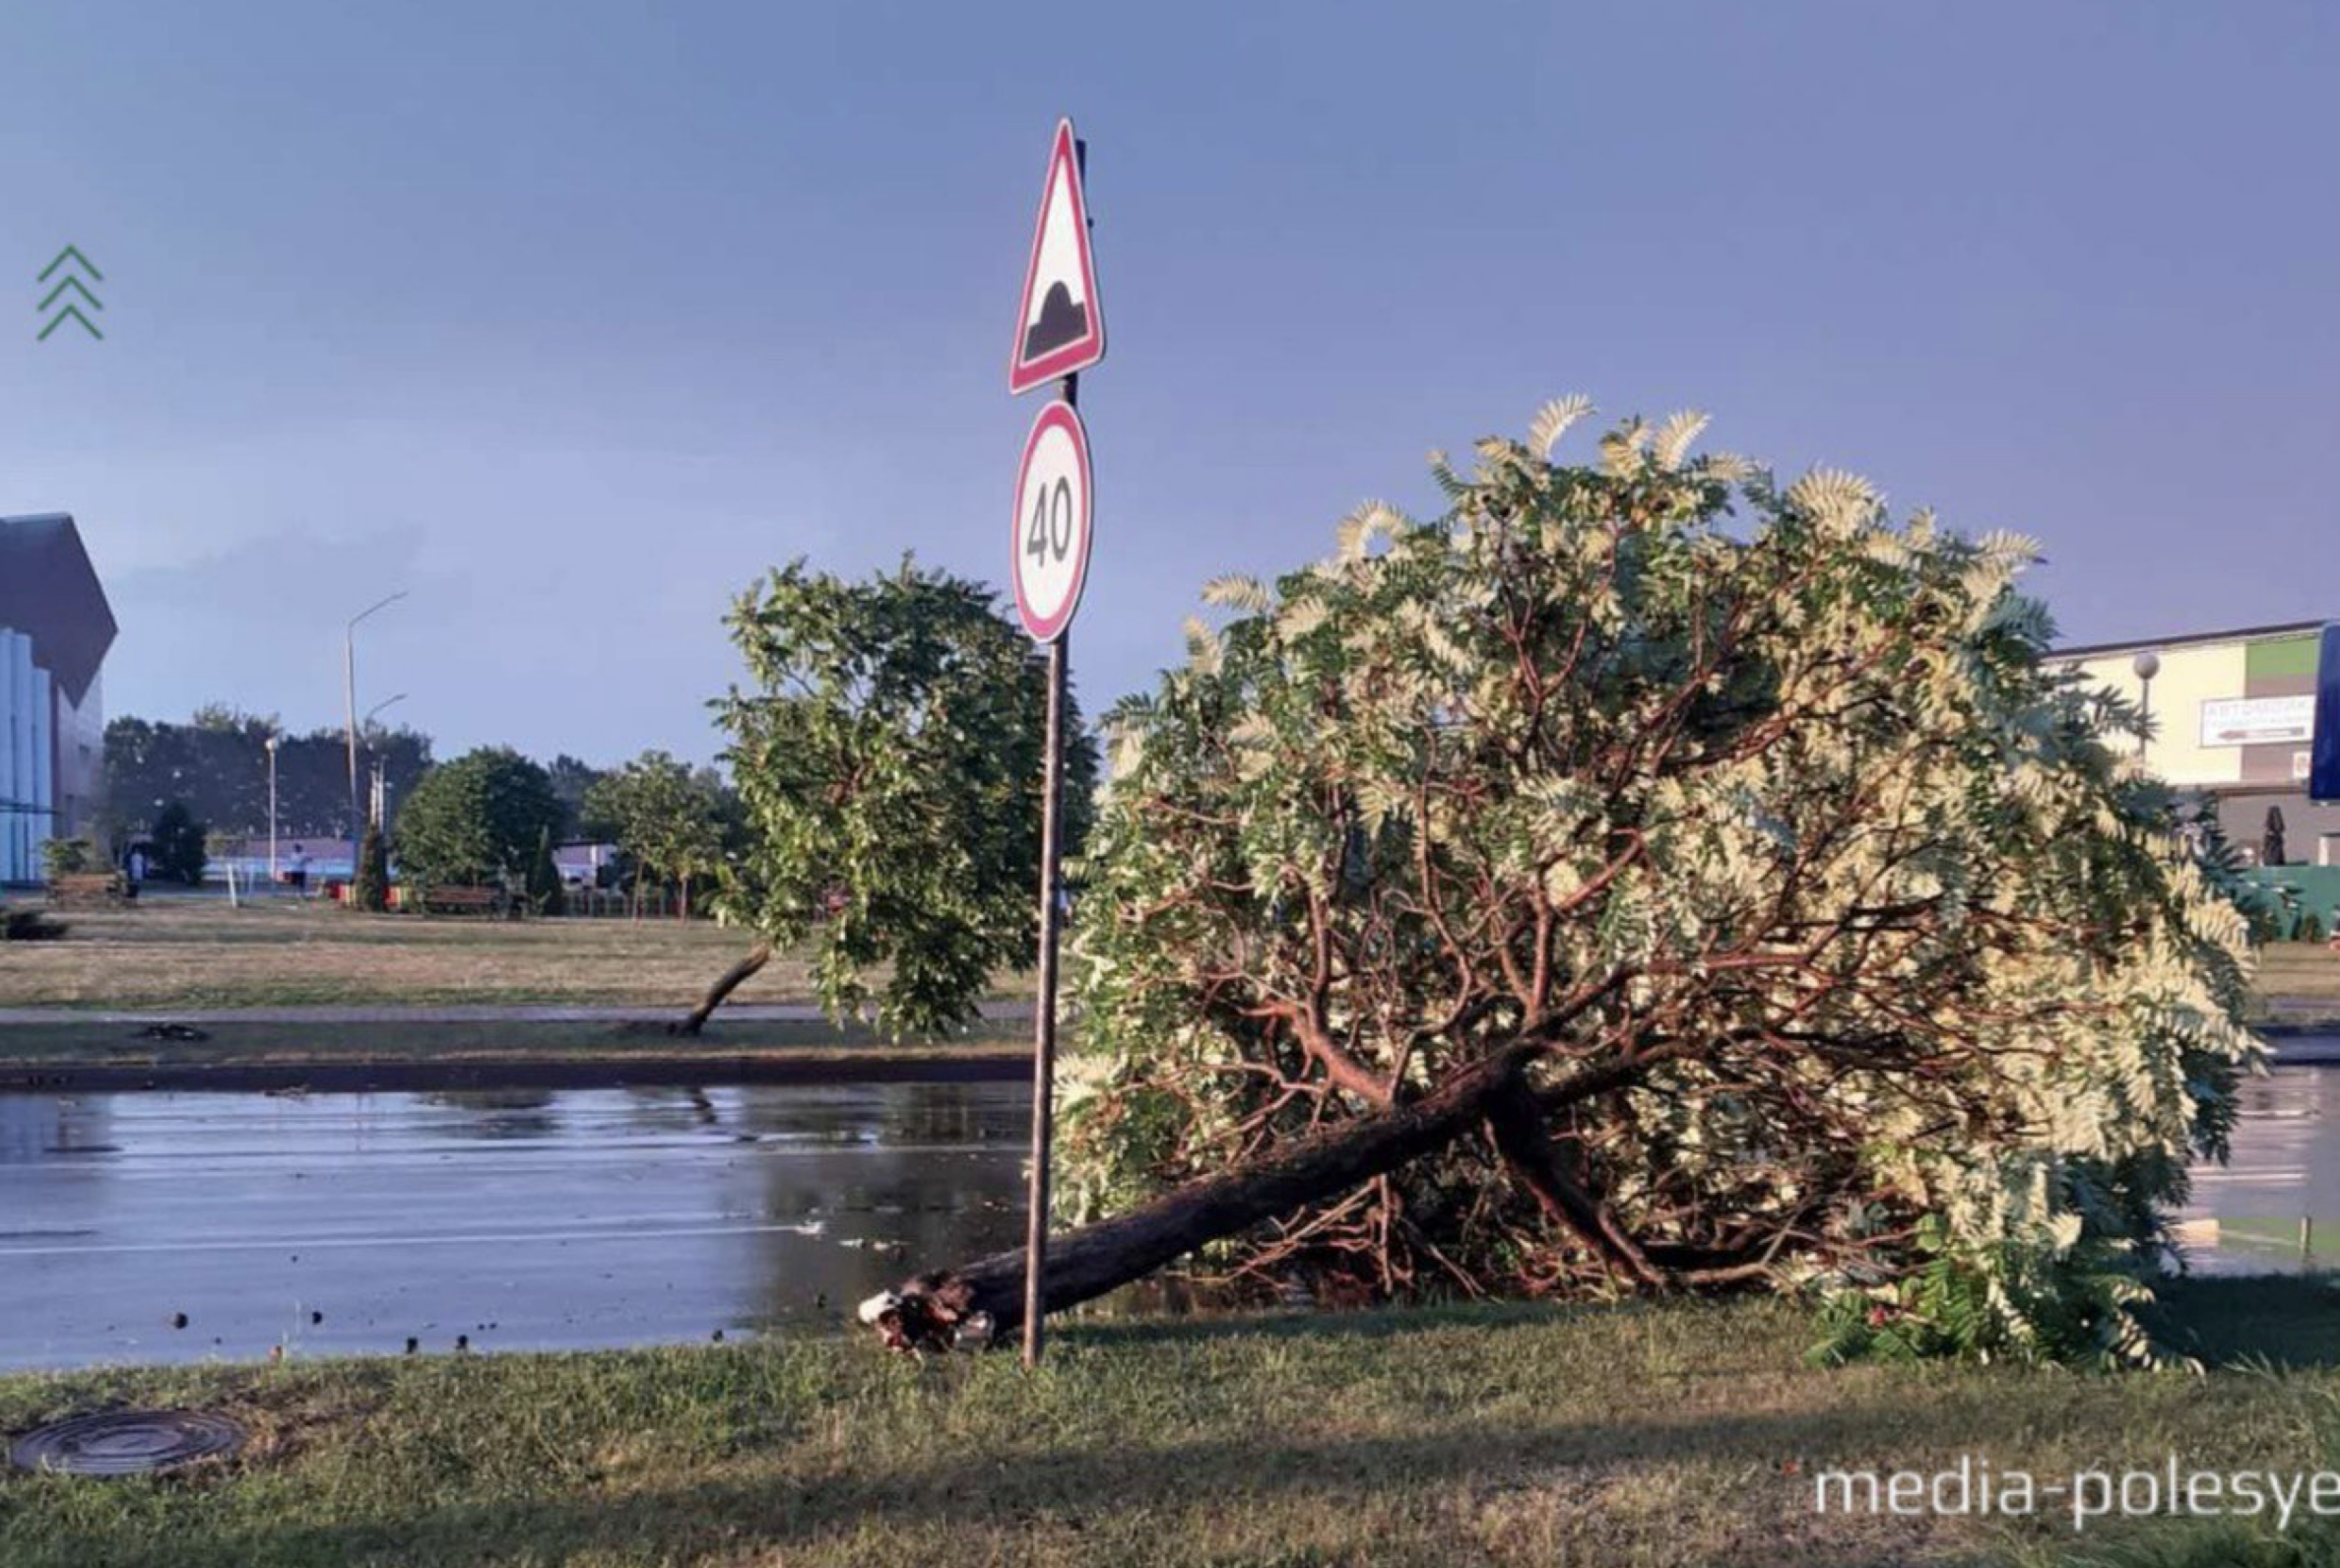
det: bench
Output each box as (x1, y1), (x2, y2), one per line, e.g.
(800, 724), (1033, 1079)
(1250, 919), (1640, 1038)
(420, 885), (503, 917)
(46, 872), (134, 908)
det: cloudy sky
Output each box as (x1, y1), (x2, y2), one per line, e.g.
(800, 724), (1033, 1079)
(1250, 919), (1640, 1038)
(1, 1), (2333, 764)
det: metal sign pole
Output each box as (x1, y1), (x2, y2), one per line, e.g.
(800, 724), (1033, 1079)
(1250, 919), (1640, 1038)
(1009, 118), (1097, 1370)
(1023, 363), (1075, 1371)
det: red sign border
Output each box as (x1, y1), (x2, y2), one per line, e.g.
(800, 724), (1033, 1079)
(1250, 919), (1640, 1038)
(1008, 118), (1106, 395)
(1010, 399), (1094, 643)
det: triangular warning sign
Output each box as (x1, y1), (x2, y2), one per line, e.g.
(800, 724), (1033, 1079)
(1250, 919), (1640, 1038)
(1008, 118), (1105, 394)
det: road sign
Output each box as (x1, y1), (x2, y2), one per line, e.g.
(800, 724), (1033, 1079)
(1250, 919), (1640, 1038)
(1009, 400), (1093, 642)
(2311, 623), (2340, 804)
(1008, 119), (1104, 1372)
(1008, 118), (1105, 394)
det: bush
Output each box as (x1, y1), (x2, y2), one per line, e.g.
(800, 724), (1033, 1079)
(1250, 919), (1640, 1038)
(151, 801), (208, 885)
(526, 826), (566, 917)
(0, 903), (69, 941)
(39, 837), (96, 879)
(353, 820), (391, 912)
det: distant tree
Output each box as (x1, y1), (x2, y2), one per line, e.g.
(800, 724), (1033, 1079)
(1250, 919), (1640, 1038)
(709, 556), (1098, 1035)
(526, 825), (567, 917)
(150, 802), (209, 886)
(583, 751), (732, 920)
(189, 702), (250, 733)
(393, 749), (564, 890)
(353, 820), (391, 913)
(104, 708), (431, 840)
(546, 753), (608, 840)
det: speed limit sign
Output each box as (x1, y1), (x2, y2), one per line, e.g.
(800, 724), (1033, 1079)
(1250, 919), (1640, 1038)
(1010, 399), (1093, 642)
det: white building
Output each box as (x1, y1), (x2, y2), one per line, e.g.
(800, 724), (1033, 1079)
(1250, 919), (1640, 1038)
(0, 514), (116, 883)
(2061, 620), (2338, 865)
(0, 630), (57, 882)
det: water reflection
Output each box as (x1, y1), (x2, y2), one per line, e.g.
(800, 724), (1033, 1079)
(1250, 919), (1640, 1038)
(419, 1089), (561, 1141)
(0, 1082), (1027, 1370)
(2183, 1065), (2340, 1274)
(0, 1094), (105, 1165)
(3, 1065), (2320, 1370)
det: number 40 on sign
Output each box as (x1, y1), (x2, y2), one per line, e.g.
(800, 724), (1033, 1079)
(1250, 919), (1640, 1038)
(1009, 399), (1093, 644)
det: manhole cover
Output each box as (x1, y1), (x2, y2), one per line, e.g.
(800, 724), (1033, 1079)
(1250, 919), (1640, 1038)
(9, 1409), (245, 1475)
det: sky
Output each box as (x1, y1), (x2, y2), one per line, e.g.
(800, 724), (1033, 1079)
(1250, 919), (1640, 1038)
(0, 1), (2333, 767)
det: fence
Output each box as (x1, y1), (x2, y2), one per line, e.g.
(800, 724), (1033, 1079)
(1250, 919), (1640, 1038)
(2242, 866), (2340, 941)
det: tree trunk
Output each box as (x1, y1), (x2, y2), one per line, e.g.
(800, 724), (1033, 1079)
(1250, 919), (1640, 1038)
(868, 1041), (1540, 1346)
(1485, 1084), (1670, 1289)
(671, 939), (774, 1036)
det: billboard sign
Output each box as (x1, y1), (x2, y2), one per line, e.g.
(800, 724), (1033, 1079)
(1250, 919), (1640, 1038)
(2200, 694), (2315, 748)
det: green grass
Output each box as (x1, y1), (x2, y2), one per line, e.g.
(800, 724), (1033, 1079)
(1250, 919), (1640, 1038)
(8, 1285), (2340, 1567)
(0, 898), (1038, 1076)
(0, 896), (1028, 1013)
(0, 898), (805, 1011)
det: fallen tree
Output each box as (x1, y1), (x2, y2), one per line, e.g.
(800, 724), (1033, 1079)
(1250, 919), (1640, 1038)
(864, 1028), (1748, 1348)
(709, 558), (1098, 1037)
(869, 402), (2258, 1366)
(671, 940), (772, 1036)
(865, 1041), (1543, 1347)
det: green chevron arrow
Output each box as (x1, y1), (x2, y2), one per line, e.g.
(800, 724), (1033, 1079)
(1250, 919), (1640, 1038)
(37, 275), (101, 314)
(37, 245), (102, 285)
(35, 245), (104, 342)
(37, 303), (101, 342)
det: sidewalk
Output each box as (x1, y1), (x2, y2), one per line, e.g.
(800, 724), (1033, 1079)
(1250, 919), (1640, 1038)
(0, 1000), (1036, 1026)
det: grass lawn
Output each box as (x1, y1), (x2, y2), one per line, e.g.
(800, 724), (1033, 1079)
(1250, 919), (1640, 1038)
(6, 1284), (2340, 1568)
(0, 895), (1038, 1013)
(0, 896), (803, 1010)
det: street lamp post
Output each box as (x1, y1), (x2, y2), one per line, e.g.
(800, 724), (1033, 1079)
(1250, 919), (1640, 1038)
(264, 733), (282, 886)
(2132, 650), (2162, 762)
(346, 591), (408, 877)
(361, 693), (408, 836)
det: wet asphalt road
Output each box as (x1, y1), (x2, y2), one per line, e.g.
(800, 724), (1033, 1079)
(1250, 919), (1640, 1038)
(2181, 1065), (2340, 1272)
(3, 1065), (2332, 1370)
(0, 1083), (1027, 1370)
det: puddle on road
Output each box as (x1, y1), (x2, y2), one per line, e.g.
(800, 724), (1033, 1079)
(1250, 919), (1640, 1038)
(2181, 1065), (2340, 1274)
(0, 1082), (1026, 1370)
(0, 1065), (2327, 1369)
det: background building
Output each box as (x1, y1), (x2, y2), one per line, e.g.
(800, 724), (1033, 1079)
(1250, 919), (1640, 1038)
(2062, 620), (2337, 867)
(0, 514), (116, 882)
